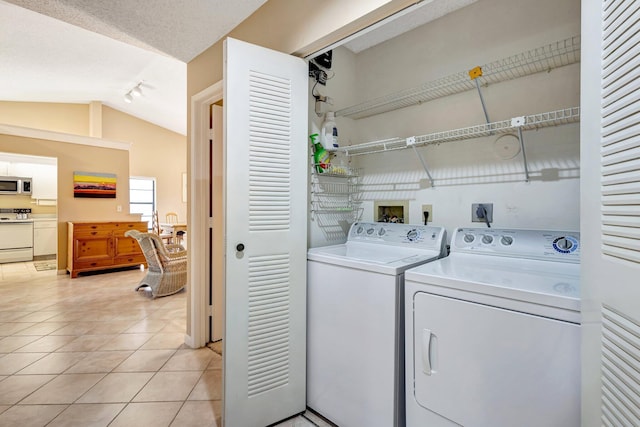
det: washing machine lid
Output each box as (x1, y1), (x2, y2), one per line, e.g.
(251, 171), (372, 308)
(405, 252), (580, 313)
(308, 241), (442, 275)
(308, 222), (447, 275)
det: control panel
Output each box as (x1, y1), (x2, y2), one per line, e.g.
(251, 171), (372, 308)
(348, 222), (446, 251)
(451, 227), (580, 262)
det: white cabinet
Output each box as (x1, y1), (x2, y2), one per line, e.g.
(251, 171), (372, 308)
(33, 219), (57, 257)
(29, 164), (57, 200)
(9, 161), (57, 201)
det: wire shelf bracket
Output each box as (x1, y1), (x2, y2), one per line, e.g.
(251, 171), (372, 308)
(407, 136), (435, 188)
(512, 117), (531, 182)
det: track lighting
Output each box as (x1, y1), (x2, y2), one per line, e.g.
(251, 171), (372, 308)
(131, 83), (142, 97)
(123, 82), (143, 103)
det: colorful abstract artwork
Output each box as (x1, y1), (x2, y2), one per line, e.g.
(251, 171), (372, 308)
(73, 171), (116, 198)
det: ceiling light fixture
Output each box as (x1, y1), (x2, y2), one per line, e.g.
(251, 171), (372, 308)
(123, 81), (143, 103)
(131, 83), (143, 97)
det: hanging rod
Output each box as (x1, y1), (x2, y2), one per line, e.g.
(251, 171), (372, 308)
(338, 107), (580, 157)
(336, 35), (581, 120)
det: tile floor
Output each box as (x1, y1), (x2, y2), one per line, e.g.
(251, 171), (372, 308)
(0, 262), (333, 427)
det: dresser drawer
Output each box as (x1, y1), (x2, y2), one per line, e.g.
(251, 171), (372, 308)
(113, 254), (146, 266)
(71, 223), (115, 235)
(72, 258), (115, 270)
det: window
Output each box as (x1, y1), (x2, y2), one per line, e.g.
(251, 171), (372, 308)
(130, 177), (156, 230)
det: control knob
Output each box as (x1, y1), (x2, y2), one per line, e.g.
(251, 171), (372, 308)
(500, 236), (513, 246)
(378, 228), (386, 237)
(556, 237), (572, 251)
(366, 227), (375, 235)
(482, 235), (494, 244)
(407, 229), (419, 241)
(463, 234), (475, 243)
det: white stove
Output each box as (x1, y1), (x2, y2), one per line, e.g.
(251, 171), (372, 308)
(404, 227), (580, 427)
(0, 208), (34, 263)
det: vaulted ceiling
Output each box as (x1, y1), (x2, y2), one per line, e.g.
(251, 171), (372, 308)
(0, 0), (269, 135)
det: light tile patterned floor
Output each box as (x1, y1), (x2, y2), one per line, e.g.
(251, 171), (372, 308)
(0, 262), (334, 427)
(0, 264), (219, 426)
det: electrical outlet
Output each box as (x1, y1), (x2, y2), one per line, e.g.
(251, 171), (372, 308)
(472, 203), (493, 223)
(421, 204), (433, 224)
(116, 205), (122, 212)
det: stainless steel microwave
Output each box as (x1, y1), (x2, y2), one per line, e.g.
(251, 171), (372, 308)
(0, 176), (32, 195)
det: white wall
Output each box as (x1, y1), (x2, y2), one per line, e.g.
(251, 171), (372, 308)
(308, 47), (361, 246)
(310, 0), (581, 246)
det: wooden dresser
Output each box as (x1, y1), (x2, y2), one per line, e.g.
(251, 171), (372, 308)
(67, 221), (147, 278)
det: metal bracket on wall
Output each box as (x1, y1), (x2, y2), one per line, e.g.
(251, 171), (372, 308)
(512, 116), (530, 182)
(408, 137), (434, 188)
(469, 66), (492, 131)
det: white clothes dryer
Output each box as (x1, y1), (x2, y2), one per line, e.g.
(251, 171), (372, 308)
(307, 222), (447, 427)
(405, 228), (581, 427)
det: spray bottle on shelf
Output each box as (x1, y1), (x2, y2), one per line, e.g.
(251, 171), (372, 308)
(310, 133), (331, 173)
(320, 112), (339, 151)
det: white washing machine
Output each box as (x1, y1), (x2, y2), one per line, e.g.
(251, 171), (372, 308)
(307, 222), (447, 427)
(405, 228), (581, 427)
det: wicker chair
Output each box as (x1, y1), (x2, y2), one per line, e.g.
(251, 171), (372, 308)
(125, 230), (187, 298)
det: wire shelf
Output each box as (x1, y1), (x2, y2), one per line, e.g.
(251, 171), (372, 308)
(310, 162), (363, 216)
(339, 107), (581, 157)
(312, 181), (361, 194)
(336, 36), (581, 120)
(312, 165), (361, 177)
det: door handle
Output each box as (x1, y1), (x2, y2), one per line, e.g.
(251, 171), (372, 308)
(236, 243), (245, 252)
(421, 328), (437, 376)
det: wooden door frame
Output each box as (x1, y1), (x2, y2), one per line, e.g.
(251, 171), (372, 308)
(186, 81), (222, 348)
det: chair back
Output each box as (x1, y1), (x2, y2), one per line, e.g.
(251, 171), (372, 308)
(152, 211), (161, 235)
(125, 230), (177, 272)
(165, 212), (179, 224)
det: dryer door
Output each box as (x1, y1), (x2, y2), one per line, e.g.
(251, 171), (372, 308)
(411, 292), (580, 427)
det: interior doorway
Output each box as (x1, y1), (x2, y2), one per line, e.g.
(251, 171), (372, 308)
(187, 81), (223, 349)
(0, 152), (58, 269)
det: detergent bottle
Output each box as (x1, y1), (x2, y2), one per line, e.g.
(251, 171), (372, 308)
(320, 112), (339, 151)
(310, 133), (331, 173)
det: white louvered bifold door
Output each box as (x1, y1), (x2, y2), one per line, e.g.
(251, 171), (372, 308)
(581, 2), (640, 426)
(223, 37), (308, 427)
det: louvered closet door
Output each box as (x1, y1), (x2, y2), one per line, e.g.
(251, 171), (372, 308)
(582, 2), (640, 426)
(223, 37), (307, 427)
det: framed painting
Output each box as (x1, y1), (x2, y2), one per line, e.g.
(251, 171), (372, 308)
(73, 171), (116, 198)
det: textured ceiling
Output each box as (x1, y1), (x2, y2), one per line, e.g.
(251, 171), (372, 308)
(4, 0), (270, 62)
